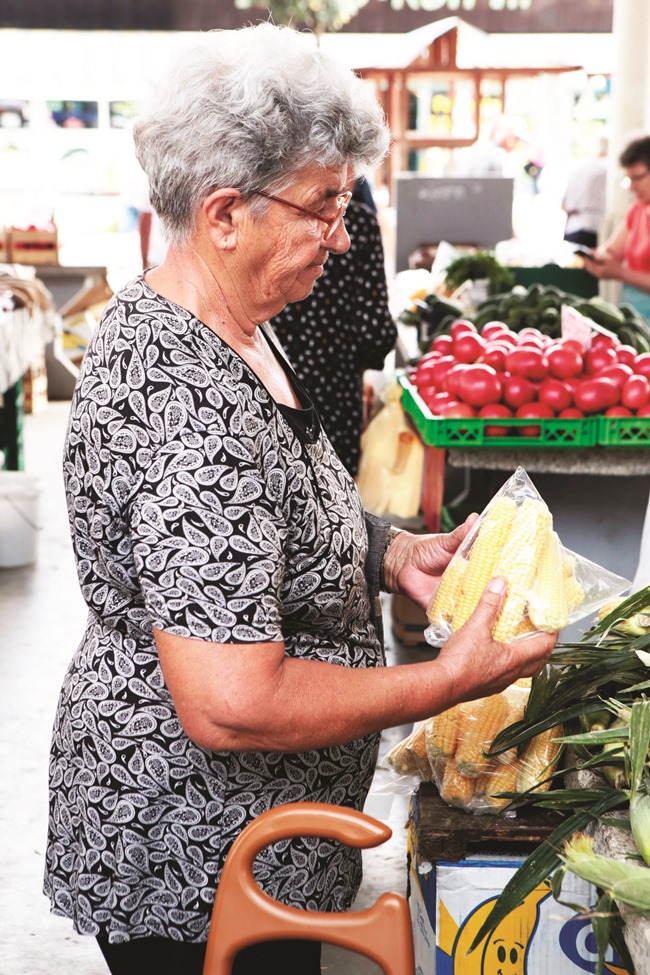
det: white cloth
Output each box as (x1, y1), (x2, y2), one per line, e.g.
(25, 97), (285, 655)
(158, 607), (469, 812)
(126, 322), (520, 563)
(562, 156), (607, 237)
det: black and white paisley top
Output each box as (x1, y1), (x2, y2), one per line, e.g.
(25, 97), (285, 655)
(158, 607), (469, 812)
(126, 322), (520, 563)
(44, 275), (386, 944)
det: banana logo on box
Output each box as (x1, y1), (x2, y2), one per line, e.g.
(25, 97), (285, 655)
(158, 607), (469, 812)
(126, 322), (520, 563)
(438, 881), (628, 974)
(438, 881), (550, 974)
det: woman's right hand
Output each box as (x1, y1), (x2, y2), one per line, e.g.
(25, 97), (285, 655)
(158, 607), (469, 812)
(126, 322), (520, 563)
(434, 577), (557, 705)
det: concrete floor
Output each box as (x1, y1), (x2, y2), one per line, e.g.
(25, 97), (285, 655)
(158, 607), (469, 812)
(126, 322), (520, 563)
(0, 400), (428, 975)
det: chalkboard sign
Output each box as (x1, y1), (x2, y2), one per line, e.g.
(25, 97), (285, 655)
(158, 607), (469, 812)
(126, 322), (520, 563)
(395, 176), (514, 272)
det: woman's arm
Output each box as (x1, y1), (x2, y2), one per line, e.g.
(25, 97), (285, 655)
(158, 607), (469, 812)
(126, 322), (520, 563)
(582, 218), (650, 294)
(154, 574), (555, 754)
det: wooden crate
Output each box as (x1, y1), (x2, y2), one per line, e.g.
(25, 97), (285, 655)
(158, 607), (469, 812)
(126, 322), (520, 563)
(22, 357), (48, 414)
(10, 226), (59, 265)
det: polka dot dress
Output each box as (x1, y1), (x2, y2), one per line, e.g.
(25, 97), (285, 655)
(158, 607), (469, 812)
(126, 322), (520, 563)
(272, 200), (397, 476)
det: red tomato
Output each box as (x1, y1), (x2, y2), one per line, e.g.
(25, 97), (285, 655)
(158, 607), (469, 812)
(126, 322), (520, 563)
(457, 364), (502, 408)
(414, 355), (444, 388)
(450, 319), (478, 338)
(453, 331), (486, 364)
(444, 363), (472, 397)
(496, 331), (518, 348)
(560, 338), (586, 355)
(440, 402), (476, 419)
(429, 355), (456, 389)
(479, 343), (510, 371)
(505, 347), (549, 381)
(481, 321), (511, 341)
(421, 390), (456, 414)
(591, 333), (619, 350)
(617, 344), (638, 367)
(574, 377), (620, 414)
(478, 403), (513, 437)
(515, 402), (554, 437)
(502, 375), (537, 409)
(636, 404), (650, 417)
(586, 345), (618, 375)
(431, 334), (454, 355)
(604, 406), (634, 416)
(538, 378), (573, 413)
(634, 353), (650, 379)
(598, 363), (634, 388)
(546, 345), (584, 380)
(621, 374), (650, 411)
(518, 327), (546, 343)
(558, 407), (586, 418)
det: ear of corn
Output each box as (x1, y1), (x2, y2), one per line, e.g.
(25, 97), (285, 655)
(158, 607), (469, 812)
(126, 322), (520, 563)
(450, 497), (517, 631)
(455, 694), (509, 778)
(425, 704), (461, 765)
(427, 556), (468, 626)
(515, 724), (564, 794)
(405, 722), (434, 781)
(528, 530), (569, 632)
(492, 498), (553, 642)
(440, 762), (475, 806)
(477, 756), (523, 811)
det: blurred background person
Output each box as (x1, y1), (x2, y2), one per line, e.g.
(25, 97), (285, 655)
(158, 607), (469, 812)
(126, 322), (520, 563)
(562, 134), (608, 249)
(271, 181), (397, 477)
(583, 134), (650, 319)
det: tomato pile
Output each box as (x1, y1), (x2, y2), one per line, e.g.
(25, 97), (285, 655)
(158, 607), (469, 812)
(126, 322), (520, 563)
(409, 319), (650, 437)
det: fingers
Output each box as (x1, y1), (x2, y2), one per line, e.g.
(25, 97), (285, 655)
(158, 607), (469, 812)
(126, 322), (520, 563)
(464, 576), (508, 629)
(436, 512), (479, 555)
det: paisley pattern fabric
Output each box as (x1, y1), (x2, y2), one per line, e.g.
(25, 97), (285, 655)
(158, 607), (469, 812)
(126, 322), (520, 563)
(44, 275), (384, 944)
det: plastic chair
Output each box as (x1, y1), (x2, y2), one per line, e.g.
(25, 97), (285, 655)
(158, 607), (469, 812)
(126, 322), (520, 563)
(202, 801), (416, 975)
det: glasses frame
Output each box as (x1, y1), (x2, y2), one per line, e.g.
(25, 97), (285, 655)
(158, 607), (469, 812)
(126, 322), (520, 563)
(251, 189), (352, 240)
(621, 170), (650, 189)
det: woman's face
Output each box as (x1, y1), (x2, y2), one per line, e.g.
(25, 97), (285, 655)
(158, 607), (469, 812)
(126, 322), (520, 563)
(625, 161), (650, 205)
(234, 163), (352, 319)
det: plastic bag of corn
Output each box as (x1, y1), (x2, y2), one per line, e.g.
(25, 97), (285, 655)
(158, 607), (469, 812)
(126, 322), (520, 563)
(385, 681), (564, 815)
(425, 466), (630, 646)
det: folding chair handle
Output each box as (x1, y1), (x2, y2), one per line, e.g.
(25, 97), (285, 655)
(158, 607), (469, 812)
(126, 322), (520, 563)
(203, 802), (415, 975)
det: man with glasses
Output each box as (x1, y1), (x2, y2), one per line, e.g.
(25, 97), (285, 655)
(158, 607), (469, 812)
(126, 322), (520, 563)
(582, 134), (650, 320)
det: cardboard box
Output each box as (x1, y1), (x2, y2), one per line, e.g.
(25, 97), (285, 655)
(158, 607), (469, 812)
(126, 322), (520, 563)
(10, 225), (59, 265)
(407, 819), (631, 975)
(391, 593), (430, 647)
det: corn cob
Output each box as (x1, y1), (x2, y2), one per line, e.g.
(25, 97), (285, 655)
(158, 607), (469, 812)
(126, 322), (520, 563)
(440, 761), (475, 807)
(515, 724), (563, 794)
(385, 732), (420, 776)
(405, 722), (434, 781)
(512, 615), (538, 638)
(478, 755), (523, 811)
(425, 704), (461, 765)
(450, 497), (518, 631)
(528, 530), (569, 631)
(455, 694), (509, 778)
(492, 498), (553, 642)
(427, 556), (468, 625)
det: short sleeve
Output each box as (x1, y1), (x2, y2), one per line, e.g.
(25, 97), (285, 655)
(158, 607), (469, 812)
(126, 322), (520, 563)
(130, 441), (287, 644)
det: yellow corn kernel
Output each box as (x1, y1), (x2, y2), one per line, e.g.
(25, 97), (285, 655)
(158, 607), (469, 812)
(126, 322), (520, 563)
(492, 498), (553, 642)
(427, 556), (468, 625)
(477, 754), (523, 811)
(405, 722), (433, 781)
(425, 704), (461, 765)
(455, 694), (509, 777)
(385, 731), (421, 776)
(528, 530), (569, 632)
(450, 497), (517, 632)
(516, 724), (563, 794)
(512, 615), (538, 638)
(440, 761), (475, 807)
(565, 572), (586, 614)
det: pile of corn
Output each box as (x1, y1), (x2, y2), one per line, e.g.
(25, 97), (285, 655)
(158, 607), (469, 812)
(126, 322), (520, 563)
(427, 495), (586, 641)
(387, 681), (563, 813)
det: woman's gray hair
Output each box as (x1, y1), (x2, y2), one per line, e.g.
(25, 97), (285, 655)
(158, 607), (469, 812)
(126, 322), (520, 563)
(133, 23), (390, 242)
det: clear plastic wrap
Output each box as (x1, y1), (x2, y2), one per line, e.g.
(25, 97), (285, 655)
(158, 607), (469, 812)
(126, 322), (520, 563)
(425, 466), (630, 646)
(384, 681), (564, 815)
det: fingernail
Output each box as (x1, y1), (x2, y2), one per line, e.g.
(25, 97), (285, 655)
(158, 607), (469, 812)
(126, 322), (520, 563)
(487, 576), (506, 594)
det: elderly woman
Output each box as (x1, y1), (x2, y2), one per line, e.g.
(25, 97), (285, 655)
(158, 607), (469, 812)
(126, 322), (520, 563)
(43, 24), (556, 975)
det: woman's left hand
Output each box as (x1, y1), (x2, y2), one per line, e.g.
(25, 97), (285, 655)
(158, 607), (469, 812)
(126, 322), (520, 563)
(583, 251), (623, 281)
(383, 514), (478, 609)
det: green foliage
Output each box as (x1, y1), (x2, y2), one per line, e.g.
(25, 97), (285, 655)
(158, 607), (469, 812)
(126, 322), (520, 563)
(443, 251), (515, 294)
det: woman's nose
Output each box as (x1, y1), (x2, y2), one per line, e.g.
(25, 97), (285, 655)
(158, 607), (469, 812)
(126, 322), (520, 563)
(325, 220), (350, 255)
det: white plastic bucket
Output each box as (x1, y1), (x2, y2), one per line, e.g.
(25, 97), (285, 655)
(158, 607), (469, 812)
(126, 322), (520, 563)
(0, 471), (42, 567)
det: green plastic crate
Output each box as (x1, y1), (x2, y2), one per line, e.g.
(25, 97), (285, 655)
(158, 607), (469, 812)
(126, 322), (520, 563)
(597, 415), (650, 447)
(399, 374), (598, 449)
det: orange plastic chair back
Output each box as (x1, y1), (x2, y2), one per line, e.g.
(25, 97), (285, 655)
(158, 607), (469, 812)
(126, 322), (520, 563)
(202, 801), (415, 975)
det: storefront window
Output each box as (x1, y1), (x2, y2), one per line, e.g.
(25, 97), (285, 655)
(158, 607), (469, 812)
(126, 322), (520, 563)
(109, 101), (137, 128)
(46, 101), (99, 129)
(406, 78), (477, 140)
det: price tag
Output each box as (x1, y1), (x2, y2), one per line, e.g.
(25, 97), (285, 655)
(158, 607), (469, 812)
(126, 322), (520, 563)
(561, 304), (593, 350)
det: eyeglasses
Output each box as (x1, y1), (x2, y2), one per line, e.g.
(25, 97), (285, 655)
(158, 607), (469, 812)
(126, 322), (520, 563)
(621, 170), (650, 189)
(251, 189), (352, 240)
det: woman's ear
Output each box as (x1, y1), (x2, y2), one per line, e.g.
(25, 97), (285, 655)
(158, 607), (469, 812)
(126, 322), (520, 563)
(200, 188), (241, 250)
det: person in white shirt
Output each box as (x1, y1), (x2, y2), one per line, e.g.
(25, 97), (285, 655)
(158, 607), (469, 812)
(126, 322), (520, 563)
(562, 136), (608, 250)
